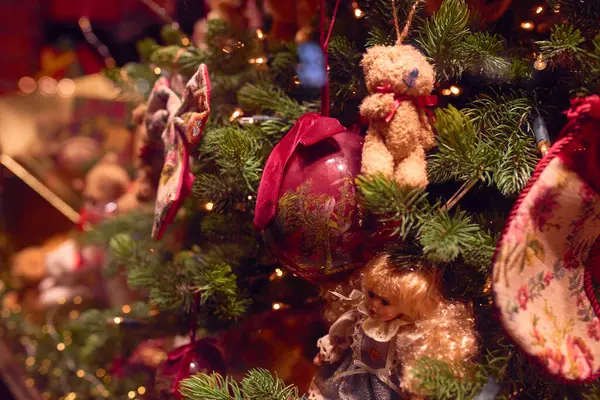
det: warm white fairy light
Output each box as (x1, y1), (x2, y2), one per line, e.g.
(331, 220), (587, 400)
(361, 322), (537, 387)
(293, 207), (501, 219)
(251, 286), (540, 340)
(128, 391), (136, 399)
(154, 67), (162, 75)
(18, 77), (36, 94)
(449, 85), (461, 95)
(229, 108), (244, 121)
(57, 79), (76, 97)
(535, 5), (544, 14)
(122, 305), (131, 314)
(205, 202), (215, 211)
(113, 317), (123, 324)
(256, 29), (265, 40)
(57, 343), (66, 351)
(272, 302), (282, 310)
(275, 268), (284, 277)
(534, 54), (547, 70)
(352, 1), (365, 19)
(520, 21), (534, 31)
(39, 76), (58, 96)
(182, 37), (190, 46)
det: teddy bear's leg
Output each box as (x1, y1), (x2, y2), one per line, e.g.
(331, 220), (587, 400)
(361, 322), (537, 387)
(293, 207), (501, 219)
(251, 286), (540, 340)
(361, 129), (394, 178)
(394, 146), (428, 188)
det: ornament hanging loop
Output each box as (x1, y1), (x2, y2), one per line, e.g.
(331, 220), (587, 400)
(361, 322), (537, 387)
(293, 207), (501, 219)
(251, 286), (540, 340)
(393, 0), (422, 46)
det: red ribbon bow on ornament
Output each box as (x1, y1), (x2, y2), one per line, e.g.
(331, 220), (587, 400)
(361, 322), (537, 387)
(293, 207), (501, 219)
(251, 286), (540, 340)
(375, 84), (438, 123)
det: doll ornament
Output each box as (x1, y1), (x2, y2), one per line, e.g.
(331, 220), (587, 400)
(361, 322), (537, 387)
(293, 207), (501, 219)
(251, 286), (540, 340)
(309, 255), (477, 399)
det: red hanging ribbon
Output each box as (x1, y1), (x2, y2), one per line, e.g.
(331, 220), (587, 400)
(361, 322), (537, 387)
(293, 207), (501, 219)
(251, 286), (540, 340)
(375, 84), (438, 123)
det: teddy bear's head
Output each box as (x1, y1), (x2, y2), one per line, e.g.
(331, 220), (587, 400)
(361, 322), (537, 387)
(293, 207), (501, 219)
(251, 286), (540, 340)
(361, 45), (435, 97)
(83, 154), (131, 209)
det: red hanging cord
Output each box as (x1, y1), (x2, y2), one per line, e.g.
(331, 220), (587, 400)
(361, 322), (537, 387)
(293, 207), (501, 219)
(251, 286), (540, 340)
(320, 0), (342, 117)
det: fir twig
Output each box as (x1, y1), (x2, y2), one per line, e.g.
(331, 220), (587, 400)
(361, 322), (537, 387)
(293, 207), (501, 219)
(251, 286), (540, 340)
(356, 174), (431, 239)
(180, 369), (304, 400)
(412, 357), (488, 400)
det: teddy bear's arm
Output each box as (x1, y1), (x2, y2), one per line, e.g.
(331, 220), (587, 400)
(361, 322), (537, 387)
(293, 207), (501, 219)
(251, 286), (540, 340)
(418, 110), (436, 150)
(359, 93), (396, 120)
(361, 129), (394, 178)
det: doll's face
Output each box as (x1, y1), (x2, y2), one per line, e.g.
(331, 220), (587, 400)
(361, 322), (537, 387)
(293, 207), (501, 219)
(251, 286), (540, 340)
(366, 288), (404, 322)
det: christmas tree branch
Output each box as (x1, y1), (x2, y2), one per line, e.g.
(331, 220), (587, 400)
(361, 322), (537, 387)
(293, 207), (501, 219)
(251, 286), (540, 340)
(180, 369), (304, 400)
(411, 357), (488, 400)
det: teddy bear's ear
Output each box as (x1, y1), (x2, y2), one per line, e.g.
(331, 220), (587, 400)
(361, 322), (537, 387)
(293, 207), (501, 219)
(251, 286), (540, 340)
(361, 45), (386, 70)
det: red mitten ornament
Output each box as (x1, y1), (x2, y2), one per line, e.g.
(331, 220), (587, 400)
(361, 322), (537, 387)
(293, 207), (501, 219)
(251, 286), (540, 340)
(146, 65), (211, 239)
(493, 95), (600, 382)
(254, 113), (364, 282)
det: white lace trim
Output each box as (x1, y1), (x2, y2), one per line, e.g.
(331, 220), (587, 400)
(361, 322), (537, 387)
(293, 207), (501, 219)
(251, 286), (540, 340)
(357, 301), (412, 342)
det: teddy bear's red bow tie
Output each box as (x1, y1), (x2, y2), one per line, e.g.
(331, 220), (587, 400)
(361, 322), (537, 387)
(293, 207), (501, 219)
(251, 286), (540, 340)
(375, 84), (438, 123)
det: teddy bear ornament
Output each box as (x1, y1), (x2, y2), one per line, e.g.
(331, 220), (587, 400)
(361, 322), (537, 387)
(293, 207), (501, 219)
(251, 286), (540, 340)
(360, 0), (437, 189)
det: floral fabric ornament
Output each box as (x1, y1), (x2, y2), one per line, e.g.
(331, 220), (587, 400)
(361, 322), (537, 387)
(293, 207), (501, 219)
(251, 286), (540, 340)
(492, 95), (600, 382)
(145, 64), (211, 239)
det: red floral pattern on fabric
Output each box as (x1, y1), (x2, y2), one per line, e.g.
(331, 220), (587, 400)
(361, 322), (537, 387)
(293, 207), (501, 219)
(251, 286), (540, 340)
(587, 320), (600, 341)
(530, 187), (561, 232)
(518, 285), (529, 310)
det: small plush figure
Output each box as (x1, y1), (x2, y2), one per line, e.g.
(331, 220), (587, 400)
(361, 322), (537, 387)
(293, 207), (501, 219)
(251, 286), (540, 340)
(359, 1), (437, 189)
(309, 254), (477, 399)
(8, 247), (47, 320)
(82, 153), (131, 211)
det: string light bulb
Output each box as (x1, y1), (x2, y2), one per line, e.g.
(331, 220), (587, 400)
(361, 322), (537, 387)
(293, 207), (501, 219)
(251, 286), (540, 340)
(25, 357), (35, 366)
(229, 108), (244, 121)
(73, 296), (82, 305)
(182, 38), (190, 46)
(57, 343), (66, 351)
(39, 77), (58, 96)
(57, 79), (75, 97)
(534, 54), (547, 70)
(138, 387), (146, 395)
(520, 21), (534, 31)
(441, 88), (451, 96)
(272, 302), (282, 310)
(256, 29), (265, 40)
(69, 310), (79, 319)
(77, 370), (85, 378)
(352, 1), (365, 19)
(18, 77), (36, 94)
(449, 85), (461, 95)
(113, 317), (123, 324)
(205, 202), (215, 211)
(535, 5), (544, 14)
(96, 368), (106, 378)
(154, 67), (162, 75)
(122, 305), (131, 314)
(275, 268), (283, 277)
(128, 391), (136, 399)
